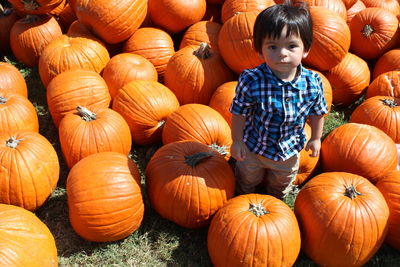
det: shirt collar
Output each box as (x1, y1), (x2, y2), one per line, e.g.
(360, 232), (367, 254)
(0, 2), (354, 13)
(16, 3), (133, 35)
(261, 63), (307, 90)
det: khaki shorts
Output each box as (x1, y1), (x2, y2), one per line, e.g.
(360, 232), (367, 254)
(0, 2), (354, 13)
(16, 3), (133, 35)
(235, 148), (299, 199)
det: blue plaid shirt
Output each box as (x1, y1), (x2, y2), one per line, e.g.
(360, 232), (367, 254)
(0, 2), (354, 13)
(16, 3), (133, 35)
(230, 63), (328, 161)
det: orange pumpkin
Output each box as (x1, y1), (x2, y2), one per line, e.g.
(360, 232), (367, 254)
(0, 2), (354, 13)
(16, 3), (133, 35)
(67, 151), (144, 242)
(0, 92), (39, 133)
(350, 96), (400, 143)
(8, 0), (63, 15)
(0, 130), (59, 211)
(0, 7), (19, 53)
(162, 104), (232, 158)
(0, 62), (28, 97)
(295, 172), (389, 267)
(165, 43), (235, 105)
(112, 80), (180, 145)
(302, 6), (351, 71)
(57, 3), (77, 32)
(102, 53), (158, 99)
(323, 52), (370, 107)
(145, 141), (235, 228)
(10, 15), (63, 67)
(346, 0), (366, 24)
(73, 0), (147, 44)
(0, 204), (58, 266)
(208, 194), (301, 267)
(361, 0), (400, 15)
(38, 34), (110, 87)
(313, 70), (333, 113)
(321, 123), (398, 183)
(372, 48), (400, 80)
(208, 81), (237, 128)
(59, 106), (132, 169)
(342, 0), (358, 9)
(179, 20), (222, 52)
(349, 7), (400, 60)
(221, 0), (275, 23)
(292, 0), (347, 21)
(366, 70), (400, 99)
(46, 69), (111, 127)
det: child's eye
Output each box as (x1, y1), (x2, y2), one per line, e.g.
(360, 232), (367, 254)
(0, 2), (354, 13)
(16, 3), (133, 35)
(289, 44), (298, 49)
(267, 45), (276, 50)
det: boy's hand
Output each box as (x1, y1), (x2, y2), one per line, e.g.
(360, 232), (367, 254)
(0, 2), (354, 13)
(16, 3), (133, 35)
(305, 139), (321, 157)
(231, 141), (247, 161)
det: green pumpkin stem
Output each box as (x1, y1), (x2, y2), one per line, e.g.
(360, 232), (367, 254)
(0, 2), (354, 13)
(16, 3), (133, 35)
(184, 151), (214, 167)
(345, 185), (362, 199)
(248, 203), (269, 217)
(0, 96), (7, 104)
(208, 143), (228, 156)
(194, 42), (212, 59)
(362, 24), (374, 37)
(6, 137), (22, 148)
(77, 106), (97, 121)
(380, 98), (398, 108)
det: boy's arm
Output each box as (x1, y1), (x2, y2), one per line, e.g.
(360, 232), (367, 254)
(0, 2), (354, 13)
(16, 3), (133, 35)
(305, 115), (325, 157)
(231, 114), (247, 161)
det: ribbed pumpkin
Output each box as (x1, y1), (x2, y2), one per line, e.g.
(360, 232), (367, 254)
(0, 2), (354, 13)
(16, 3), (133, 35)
(148, 0), (206, 34)
(208, 81), (237, 128)
(123, 27), (175, 79)
(313, 70), (333, 114)
(323, 52), (370, 107)
(165, 43), (235, 105)
(59, 106), (132, 169)
(290, 0), (347, 20)
(218, 11), (263, 74)
(73, 0), (147, 44)
(0, 6), (19, 53)
(0, 130), (60, 211)
(57, 3), (77, 32)
(10, 15), (63, 67)
(0, 62), (28, 97)
(8, 0), (63, 15)
(102, 53), (158, 99)
(46, 69), (111, 127)
(294, 172), (389, 267)
(145, 141), (235, 228)
(38, 34), (110, 87)
(0, 204), (58, 266)
(48, 0), (65, 16)
(350, 96), (400, 143)
(162, 104), (232, 158)
(302, 6), (350, 71)
(372, 49), (400, 80)
(347, 0), (366, 24)
(375, 170), (400, 251)
(361, 0), (400, 15)
(179, 20), (222, 52)
(342, 0), (358, 9)
(67, 151), (144, 242)
(112, 80), (180, 145)
(349, 7), (400, 60)
(0, 92), (39, 133)
(208, 194), (301, 267)
(366, 71), (400, 99)
(321, 123), (398, 183)
(220, 0), (275, 23)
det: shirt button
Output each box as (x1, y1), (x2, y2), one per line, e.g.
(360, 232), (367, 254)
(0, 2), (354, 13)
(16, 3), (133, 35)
(285, 97), (290, 102)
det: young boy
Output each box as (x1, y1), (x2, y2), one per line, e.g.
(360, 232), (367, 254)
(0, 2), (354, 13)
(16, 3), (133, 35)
(229, 1), (328, 199)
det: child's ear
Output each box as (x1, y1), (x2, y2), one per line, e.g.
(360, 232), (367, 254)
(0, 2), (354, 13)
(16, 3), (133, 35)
(303, 50), (310, 58)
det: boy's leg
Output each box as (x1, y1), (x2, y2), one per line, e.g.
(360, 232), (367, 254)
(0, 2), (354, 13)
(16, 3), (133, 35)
(261, 154), (300, 199)
(234, 151), (266, 194)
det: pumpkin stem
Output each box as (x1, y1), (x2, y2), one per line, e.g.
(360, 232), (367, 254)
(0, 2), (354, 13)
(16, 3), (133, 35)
(0, 4), (4, 13)
(208, 143), (228, 156)
(248, 203), (269, 217)
(6, 137), (22, 148)
(344, 185), (362, 199)
(362, 24), (374, 37)
(194, 42), (212, 59)
(77, 106), (97, 121)
(184, 151), (214, 167)
(0, 96), (7, 104)
(23, 0), (40, 10)
(157, 120), (165, 128)
(381, 98), (398, 108)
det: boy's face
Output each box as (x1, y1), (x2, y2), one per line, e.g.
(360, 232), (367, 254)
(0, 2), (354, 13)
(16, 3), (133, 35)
(259, 26), (309, 81)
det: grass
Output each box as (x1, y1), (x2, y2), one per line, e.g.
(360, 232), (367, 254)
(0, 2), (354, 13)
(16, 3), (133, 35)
(3, 53), (400, 266)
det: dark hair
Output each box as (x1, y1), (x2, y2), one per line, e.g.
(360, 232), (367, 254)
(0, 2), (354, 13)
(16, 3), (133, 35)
(253, 1), (313, 54)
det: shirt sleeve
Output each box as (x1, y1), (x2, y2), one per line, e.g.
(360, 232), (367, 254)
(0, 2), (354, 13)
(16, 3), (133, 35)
(309, 73), (329, 116)
(229, 71), (255, 116)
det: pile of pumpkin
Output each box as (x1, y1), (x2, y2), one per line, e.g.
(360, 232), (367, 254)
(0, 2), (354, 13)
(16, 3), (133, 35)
(1, 0), (400, 266)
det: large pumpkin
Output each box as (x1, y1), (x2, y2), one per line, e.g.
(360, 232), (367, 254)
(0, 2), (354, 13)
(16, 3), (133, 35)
(67, 151), (144, 242)
(302, 6), (351, 71)
(366, 70), (400, 99)
(46, 69), (111, 127)
(0, 62), (28, 97)
(220, 0), (275, 23)
(73, 0), (147, 44)
(145, 141), (235, 228)
(321, 123), (398, 183)
(164, 43), (235, 105)
(294, 172), (389, 267)
(162, 104), (232, 158)
(59, 106), (132, 169)
(372, 49), (400, 80)
(0, 204), (58, 266)
(208, 81), (237, 128)
(0, 130), (60, 211)
(361, 0), (400, 16)
(208, 194), (301, 267)
(112, 80), (180, 145)
(179, 20), (222, 52)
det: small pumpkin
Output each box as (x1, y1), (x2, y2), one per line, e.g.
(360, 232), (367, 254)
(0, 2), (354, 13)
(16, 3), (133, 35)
(372, 49), (400, 80)
(208, 81), (237, 128)
(366, 70), (400, 99)
(0, 62), (28, 97)
(179, 20), (222, 52)
(347, 0), (366, 24)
